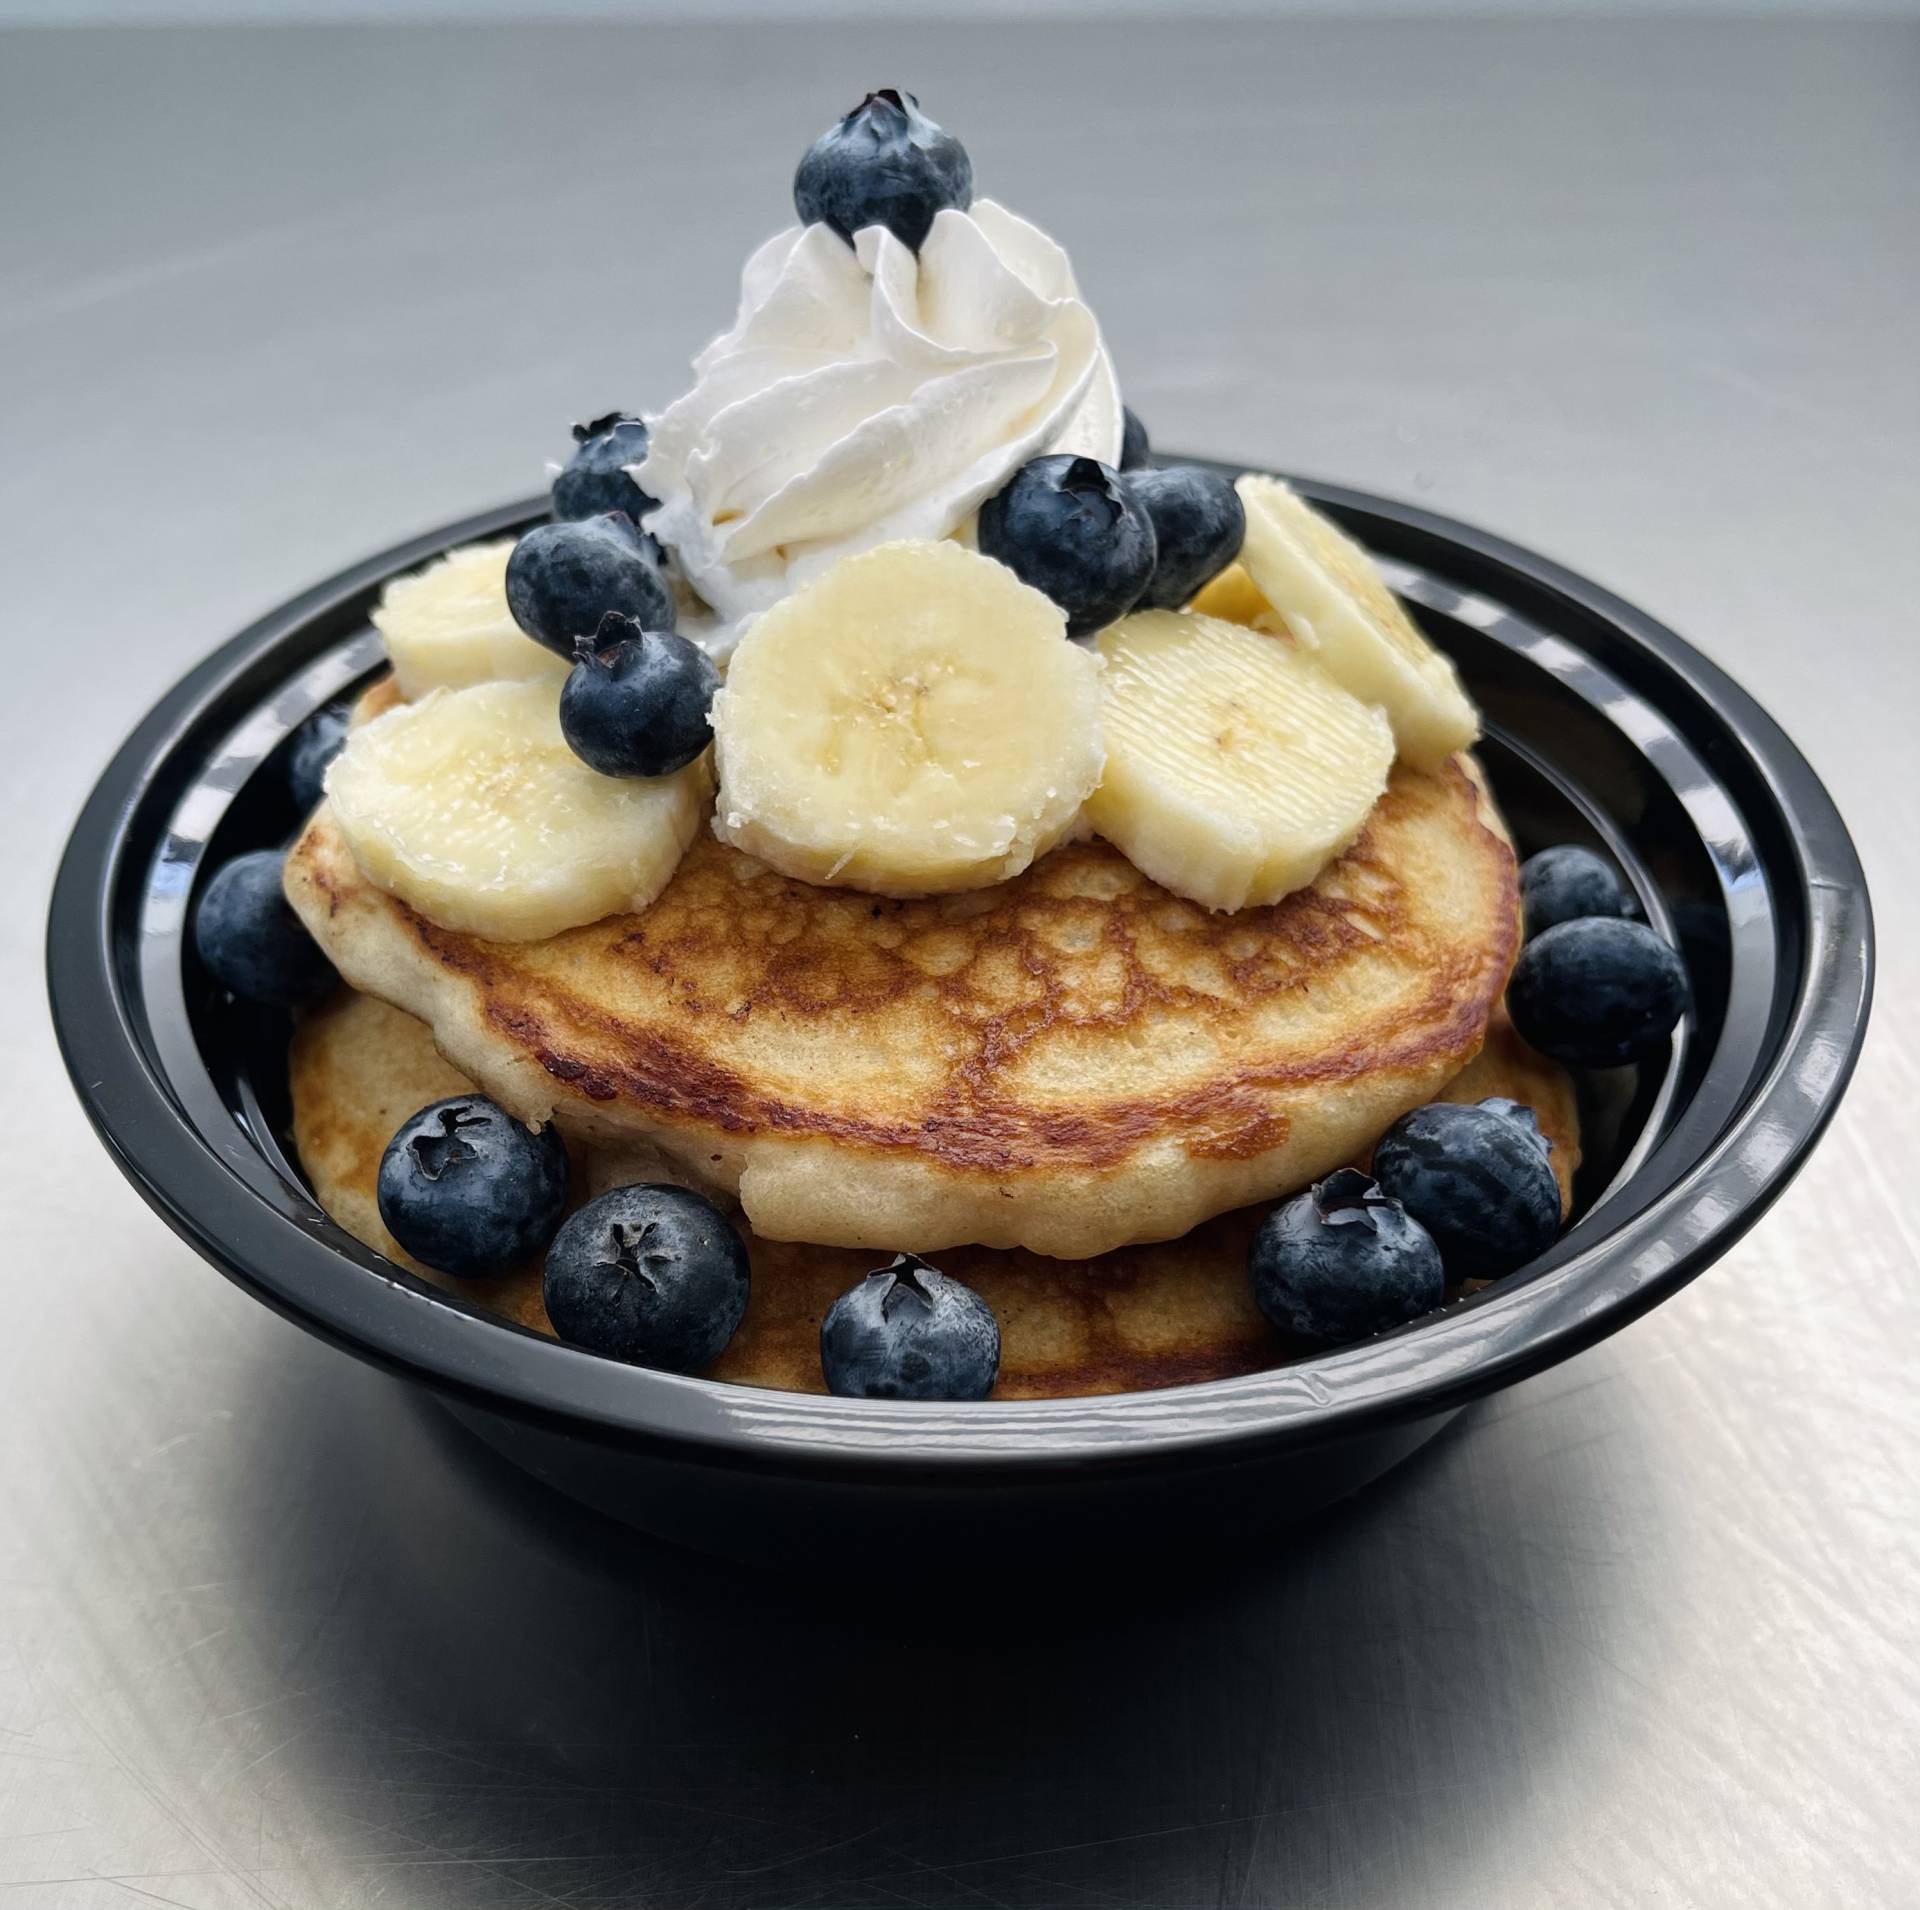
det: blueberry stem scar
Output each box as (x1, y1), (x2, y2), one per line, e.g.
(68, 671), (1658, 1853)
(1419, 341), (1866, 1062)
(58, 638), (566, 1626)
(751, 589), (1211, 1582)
(410, 1104), (488, 1182)
(879, 1254), (937, 1319)
(600, 1219), (669, 1293)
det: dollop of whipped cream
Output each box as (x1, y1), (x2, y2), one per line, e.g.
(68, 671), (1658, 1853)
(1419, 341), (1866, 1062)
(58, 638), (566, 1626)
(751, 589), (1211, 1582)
(636, 199), (1121, 657)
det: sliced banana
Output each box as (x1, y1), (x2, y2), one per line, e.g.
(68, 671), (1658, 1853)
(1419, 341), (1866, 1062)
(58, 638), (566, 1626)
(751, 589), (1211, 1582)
(372, 541), (569, 700)
(1086, 610), (1394, 913)
(326, 679), (710, 941)
(709, 540), (1104, 896)
(1187, 560), (1273, 630)
(1235, 476), (1477, 770)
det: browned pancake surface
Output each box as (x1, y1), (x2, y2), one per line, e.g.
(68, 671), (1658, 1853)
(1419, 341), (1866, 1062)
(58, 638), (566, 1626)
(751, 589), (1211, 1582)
(291, 992), (1578, 1399)
(288, 727), (1523, 1258)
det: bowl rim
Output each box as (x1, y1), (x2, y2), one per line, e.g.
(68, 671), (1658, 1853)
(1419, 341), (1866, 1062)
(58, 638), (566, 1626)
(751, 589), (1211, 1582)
(48, 474), (1874, 1478)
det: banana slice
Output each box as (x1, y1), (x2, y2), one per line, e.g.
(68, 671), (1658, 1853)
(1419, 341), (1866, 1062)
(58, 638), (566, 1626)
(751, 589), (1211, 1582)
(709, 540), (1104, 896)
(372, 541), (569, 700)
(326, 679), (710, 941)
(1086, 610), (1394, 913)
(1235, 477), (1477, 770)
(1188, 561), (1272, 629)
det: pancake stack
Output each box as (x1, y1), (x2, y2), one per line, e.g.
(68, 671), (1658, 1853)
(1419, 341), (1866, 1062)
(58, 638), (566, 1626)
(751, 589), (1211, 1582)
(287, 684), (1578, 1396)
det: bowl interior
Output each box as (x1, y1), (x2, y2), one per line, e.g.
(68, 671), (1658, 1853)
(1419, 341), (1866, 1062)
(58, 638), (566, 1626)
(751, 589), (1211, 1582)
(53, 472), (1869, 1465)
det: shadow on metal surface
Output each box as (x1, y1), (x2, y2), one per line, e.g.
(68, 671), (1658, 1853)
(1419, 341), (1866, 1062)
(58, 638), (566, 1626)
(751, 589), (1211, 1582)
(201, 1345), (1666, 1906)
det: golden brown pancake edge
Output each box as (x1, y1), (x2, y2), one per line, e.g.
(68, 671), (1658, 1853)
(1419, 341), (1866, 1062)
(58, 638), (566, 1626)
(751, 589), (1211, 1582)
(290, 990), (1578, 1400)
(287, 707), (1523, 1259)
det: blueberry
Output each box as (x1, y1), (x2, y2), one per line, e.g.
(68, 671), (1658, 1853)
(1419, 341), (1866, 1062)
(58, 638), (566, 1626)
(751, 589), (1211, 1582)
(287, 702), (349, 814)
(1124, 465), (1246, 611)
(794, 89), (972, 252)
(552, 412), (658, 525)
(977, 455), (1157, 639)
(377, 1096), (569, 1279)
(1508, 916), (1689, 1068)
(1520, 844), (1634, 939)
(1119, 406), (1152, 471)
(820, 1253), (1000, 1400)
(560, 614), (718, 779)
(506, 513), (674, 657)
(1477, 1098), (1554, 1161)
(193, 848), (335, 1008)
(543, 1184), (750, 1372)
(1248, 1168), (1444, 1345)
(1371, 1099), (1562, 1278)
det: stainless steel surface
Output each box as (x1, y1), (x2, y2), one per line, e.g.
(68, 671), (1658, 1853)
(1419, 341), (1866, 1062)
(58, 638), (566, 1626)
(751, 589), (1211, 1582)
(3, 17), (1914, 1906)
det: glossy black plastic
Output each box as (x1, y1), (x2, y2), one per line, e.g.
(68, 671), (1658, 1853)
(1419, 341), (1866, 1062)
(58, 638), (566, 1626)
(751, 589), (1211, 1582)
(48, 470), (1873, 1565)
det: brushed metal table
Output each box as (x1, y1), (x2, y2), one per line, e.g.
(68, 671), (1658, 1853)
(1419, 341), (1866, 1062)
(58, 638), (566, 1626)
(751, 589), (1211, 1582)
(4, 18), (1914, 1908)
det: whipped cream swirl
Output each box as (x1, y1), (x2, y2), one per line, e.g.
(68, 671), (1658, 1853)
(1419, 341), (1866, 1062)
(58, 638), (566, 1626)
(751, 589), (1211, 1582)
(636, 199), (1122, 656)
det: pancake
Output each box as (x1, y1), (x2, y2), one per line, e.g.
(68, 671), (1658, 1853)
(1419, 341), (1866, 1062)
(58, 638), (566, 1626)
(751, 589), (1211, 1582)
(287, 699), (1523, 1260)
(290, 989), (1579, 1399)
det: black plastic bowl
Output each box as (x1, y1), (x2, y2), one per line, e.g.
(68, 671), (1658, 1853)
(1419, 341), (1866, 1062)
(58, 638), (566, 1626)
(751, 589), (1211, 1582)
(48, 470), (1873, 1566)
